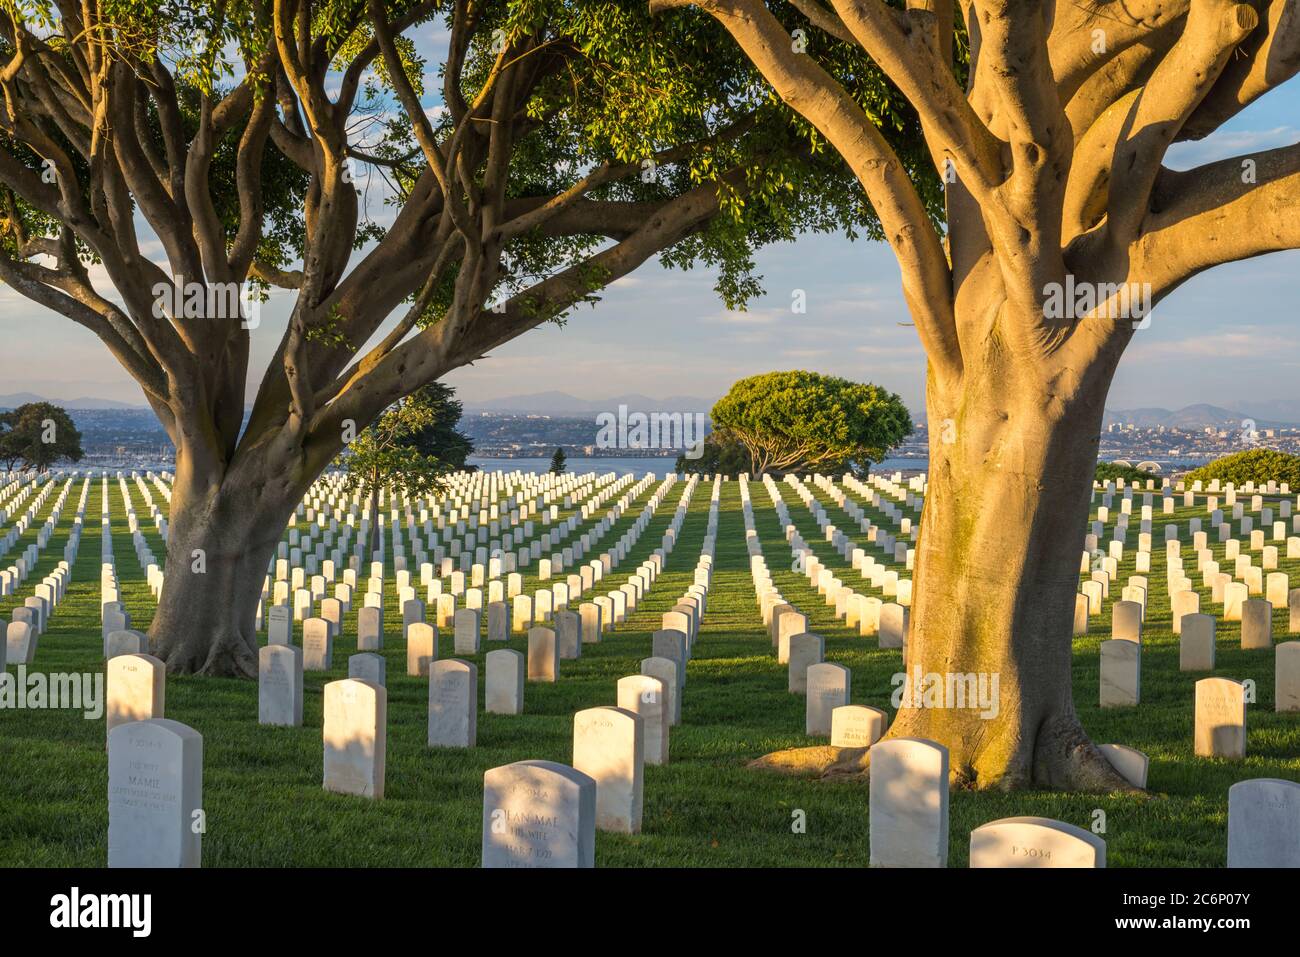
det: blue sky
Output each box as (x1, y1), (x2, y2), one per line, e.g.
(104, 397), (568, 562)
(1, 22), (1296, 417)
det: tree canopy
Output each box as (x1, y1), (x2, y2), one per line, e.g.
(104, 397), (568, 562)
(0, 401), (84, 472)
(0, 0), (934, 487)
(710, 370), (912, 474)
(0, 0), (936, 675)
(1184, 448), (1300, 488)
(335, 381), (474, 534)
(1095, 462), (1160, 485)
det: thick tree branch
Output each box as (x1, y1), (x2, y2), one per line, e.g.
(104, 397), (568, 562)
(1181, 0), (1300, 139)
(830, 0), (999, 192)
(651, 0), (963, 382)
(1106, 0), (1260, 245)
(1137, 140), (1300, 299)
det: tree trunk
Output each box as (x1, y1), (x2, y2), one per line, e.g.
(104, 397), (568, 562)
(367, 473), (381, 564)
(754, 313), (1135, 792)
(149, 462), (295, 677)
(879, 371), (1128, 790)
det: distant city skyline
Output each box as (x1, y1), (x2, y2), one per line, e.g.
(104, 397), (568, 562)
(2, 82), (1296, 418)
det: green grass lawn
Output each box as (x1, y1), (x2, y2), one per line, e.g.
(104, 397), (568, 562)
(2, 473), (1298, 867)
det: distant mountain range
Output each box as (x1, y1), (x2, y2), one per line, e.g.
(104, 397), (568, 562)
(0, 392), (141, 410)
(5, 389), (1299, 429)
(1102, 403), (1300, 430)
(1, 388), (717, 416)
(462, 391), (713, 416)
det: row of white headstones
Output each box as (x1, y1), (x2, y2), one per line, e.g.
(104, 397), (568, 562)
(1082, 480), (1300, 764)
(738, 471), (1300, 867)
(2, 474), (88, 666)
(4, 464), (687, 866)
(8, 467), (1300, 867)
(101, 468), (667, 661)
(101, 473), (724, 867)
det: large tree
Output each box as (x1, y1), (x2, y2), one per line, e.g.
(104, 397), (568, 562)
(653, 0), (1300, 790)
(0, 0), (926, 675)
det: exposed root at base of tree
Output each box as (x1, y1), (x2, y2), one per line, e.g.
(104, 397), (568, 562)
(155, 632), (259, 679)
(748, 745), (866, 777)
(748, 733), (1148, 795)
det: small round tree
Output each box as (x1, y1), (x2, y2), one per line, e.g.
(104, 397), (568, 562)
(1095, 462), (1160, 485)
(710, 371), (912, 474)
(336, 383), (474, 553)
(0, 402), (84, 473)
(1185, 448), (1300, 488)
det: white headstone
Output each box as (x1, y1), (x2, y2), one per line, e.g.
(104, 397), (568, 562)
(617, 674), (668, 766)
(805, 661), (850, 735)
(572, 706), (643, 834)
(1277, 641), (1300, 712)
(406, 621), (437, 677)
(868, 737), (948, 868)
(323, 679), (386, 799)
(303, 617), (333, 671)
(259, 644), (303, 727)
(481, 760), (595, 868)
(1227, 778), (1300, 867)
(357, 605), (384, 651)
(788, 632), (824, 694)
(969, 816), (1106, 868)
(1195, 677), (1246, 759)
(454, 607), (482, 655)
(428, 659), (477, 748)
(830, 704), (887, 749)
(486, 648), (525, 715)
(348, 652), (386, 687)
(1179, 613), (1216, 671)
(1097, 743), (1148, 788)
(527, 626), (558, 682)
(107, 719), (203, 868)
(641, 656), (680, 726)
(106, 653), (166, 742)
(1099, 639), (1140, 707)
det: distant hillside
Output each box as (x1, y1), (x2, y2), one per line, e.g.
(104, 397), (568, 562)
(1103, 403), (1295, 430)
(463, 391), (713, 416)
(0, 392), (142, 410)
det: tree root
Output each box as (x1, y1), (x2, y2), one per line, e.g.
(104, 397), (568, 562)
(747, 745), (869, 777)
(749, 715), (1149, 795)
(157, 629), (258, 678)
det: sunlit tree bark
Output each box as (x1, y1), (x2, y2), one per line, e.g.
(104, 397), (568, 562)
(654, 0), (1300, 790)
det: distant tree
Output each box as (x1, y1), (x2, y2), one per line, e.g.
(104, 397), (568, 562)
(0, 403), (84, 473)
(675, 429), (751, 476)
(711, 371), (911, 474)
(1185, 448), (1300, 489)
(336, 383), (474, 552)
(1095, 462), (1159, 485)
(549, 448), (568, 474)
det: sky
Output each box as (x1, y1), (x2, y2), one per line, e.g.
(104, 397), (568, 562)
(1, 20), (1297, 418)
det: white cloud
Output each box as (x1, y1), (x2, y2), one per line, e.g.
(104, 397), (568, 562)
(855, 342), (924, 358)
(1165, 126), (1300, 171)
(1126, 326), (1284, 361)
(701, 308), (784, 325)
